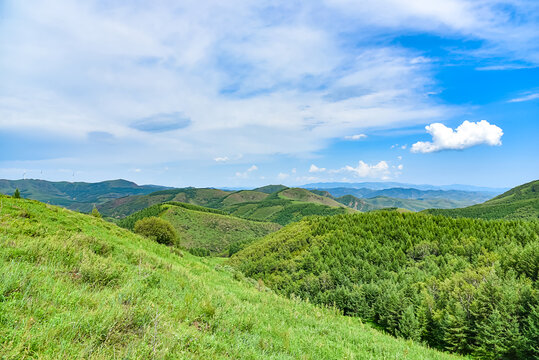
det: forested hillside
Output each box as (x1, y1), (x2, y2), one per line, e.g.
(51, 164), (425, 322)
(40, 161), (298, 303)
(425, 180), (539, 220)
(118, 202), (280, 255)
(231, 212), (538, 359)
(0, 195), (460, 359)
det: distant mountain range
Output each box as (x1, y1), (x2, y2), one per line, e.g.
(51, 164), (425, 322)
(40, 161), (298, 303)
(0, 179), (170, 212)
(309, 187), (496, 203)
(301, 181), (508, 193)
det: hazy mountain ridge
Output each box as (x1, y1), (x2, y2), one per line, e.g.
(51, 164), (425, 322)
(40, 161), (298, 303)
(0, 178), (170, 212)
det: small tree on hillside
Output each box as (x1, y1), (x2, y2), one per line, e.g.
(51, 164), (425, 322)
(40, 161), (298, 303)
(13, 188), (21, 199)
(91, 205), (102, 218)
(134, 217), (178, 246)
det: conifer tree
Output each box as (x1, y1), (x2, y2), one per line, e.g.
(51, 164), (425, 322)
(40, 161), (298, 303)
(91, 205), (102, 218)
(13, 188), (21, 198)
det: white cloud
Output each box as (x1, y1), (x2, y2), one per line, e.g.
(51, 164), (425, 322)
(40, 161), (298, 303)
(411, 120), (503, 153)
(309, 164), (326, 173)
(214, 156), (229, 162)
(344, 134), (367, 141)
(333, 160), (390, 179)
(277, 172), (289, 180)
(397, 156), (402, 160)
(247, 165), (258, 172)
(0, 0), (533, 179)
(397, 164), (403, 170)
(401, 145), (407, 150)
(508, 93), (539, 103)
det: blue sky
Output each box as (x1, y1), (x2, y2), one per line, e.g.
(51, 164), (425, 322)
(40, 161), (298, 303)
(0, 0), (537, 188)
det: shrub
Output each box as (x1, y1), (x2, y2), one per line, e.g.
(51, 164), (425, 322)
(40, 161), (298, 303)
(134, 217), (178, 246)
(13, 188), (21, 199)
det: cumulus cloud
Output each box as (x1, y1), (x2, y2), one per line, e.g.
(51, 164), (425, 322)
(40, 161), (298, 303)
(344, 134), (367, 141)
(411, 120), (503, 153)
(332, 160), (390, 179)
(309, 164), (326, 173)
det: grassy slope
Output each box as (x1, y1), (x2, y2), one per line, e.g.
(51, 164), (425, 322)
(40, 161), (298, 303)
(221, 191), (269, 206)
(160, 204), (281, 255)
(0, 195), (459, 359)
(223, 190), (352, 226)
(425, 179), (539, 220)
(278, 188), (347, 208)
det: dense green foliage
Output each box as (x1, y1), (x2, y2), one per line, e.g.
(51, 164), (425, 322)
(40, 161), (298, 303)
(0, 178), (168, 212)
(231, 212), (539, 358)
(13, 188), (20, 199)
(425, 180), (539, 220)
(134, 217), (178, 246)
(224, 195), (351, 225)
(119, 202), (280, 255)
(0, 195), (460, 359)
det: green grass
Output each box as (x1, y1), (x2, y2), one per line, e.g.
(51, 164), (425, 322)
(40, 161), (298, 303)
(0, 195), (461, 359)
(117, 202), (280, 255)
(161, 205), (281, 255)
(425, 179), (539, 220)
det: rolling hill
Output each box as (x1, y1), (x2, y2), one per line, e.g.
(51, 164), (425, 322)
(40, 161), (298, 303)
(0, 178), (169, 212)
(0, 194), (460, 359)
(118, 202), (281, 256)
(425, 179), (539, 220)
(221, 189), (353, 225)
(100, 187), (352, 225)
(231, 211), (539, 359)
(98, 188), (232, 218)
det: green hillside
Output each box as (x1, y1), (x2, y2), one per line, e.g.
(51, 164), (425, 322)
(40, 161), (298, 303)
(278, 188), (347, 208)
(425, 180), (539, 220)
(118, 202), (280, 256)
(100, 187), (352, 225)
(99, 188), (232, 218)
(231, 212), (539, 359)
(222, 189), (353, 225)
(0, 195), (460, 359)
(0, 179), (168, 212)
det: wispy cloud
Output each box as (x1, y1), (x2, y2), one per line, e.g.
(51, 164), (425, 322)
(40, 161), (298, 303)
(0, 0), (535, 175)
(508, 93), (539, 103)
